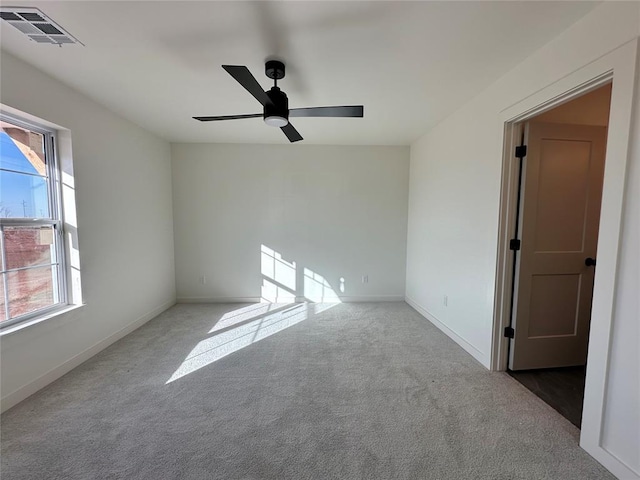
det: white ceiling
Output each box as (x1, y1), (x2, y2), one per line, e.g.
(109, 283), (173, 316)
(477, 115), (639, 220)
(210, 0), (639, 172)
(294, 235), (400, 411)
(0, 1), (599, 145)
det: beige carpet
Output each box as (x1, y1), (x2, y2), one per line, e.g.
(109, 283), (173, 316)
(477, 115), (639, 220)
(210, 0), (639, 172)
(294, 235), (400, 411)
(1, 302), (614, 479)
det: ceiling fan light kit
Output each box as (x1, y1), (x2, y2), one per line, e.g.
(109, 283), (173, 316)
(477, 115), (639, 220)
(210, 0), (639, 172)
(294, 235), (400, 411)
(263, 64), (289, 127)
(263, 115), (288, 128)
(193, 60), (363, 142)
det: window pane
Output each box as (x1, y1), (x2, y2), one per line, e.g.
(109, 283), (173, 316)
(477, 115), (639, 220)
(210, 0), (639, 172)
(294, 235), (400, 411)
(4, 226), (56, 270)
(7, 265), (58, 318)
(0, 275), (5, 322)
(0, 122), (45, 175)
(0, 169), (50, 218)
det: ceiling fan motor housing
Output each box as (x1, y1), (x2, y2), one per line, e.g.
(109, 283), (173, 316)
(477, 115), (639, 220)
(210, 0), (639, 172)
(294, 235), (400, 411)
(264, 87), (289, 124)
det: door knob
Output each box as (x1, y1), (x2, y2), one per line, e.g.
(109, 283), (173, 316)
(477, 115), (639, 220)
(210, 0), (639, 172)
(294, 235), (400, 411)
(585, 257), (596, 267)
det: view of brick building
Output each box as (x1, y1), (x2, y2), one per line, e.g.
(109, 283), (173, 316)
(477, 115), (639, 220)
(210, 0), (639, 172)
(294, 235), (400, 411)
(1, 124), (57, 321)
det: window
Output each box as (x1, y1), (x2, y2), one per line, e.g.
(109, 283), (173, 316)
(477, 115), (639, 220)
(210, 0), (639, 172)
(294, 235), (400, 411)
(1, 115), (67, 327)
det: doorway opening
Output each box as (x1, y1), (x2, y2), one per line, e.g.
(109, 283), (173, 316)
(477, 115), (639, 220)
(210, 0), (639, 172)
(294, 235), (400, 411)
(490, 43), (636, 478)
(502, 83), (612, 428)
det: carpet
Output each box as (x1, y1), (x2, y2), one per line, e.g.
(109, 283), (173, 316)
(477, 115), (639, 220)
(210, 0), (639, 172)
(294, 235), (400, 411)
(1, 302), (614, 479)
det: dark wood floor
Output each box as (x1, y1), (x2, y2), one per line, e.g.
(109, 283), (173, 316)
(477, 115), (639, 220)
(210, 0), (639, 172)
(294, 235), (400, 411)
(507, 366), (586, 428)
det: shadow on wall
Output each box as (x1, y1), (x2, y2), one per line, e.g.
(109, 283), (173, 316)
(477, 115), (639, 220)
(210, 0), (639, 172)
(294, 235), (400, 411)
(167, 244), (342, 384)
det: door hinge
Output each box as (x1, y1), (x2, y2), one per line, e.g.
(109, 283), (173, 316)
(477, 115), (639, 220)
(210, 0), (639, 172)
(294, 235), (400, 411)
(504, 326), (515, 338)
(509, 239), (521, 251)
(515, 145), (527, 158)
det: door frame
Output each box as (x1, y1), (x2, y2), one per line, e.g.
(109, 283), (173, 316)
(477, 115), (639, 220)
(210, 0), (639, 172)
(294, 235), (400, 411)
(491, 39), (638, 479)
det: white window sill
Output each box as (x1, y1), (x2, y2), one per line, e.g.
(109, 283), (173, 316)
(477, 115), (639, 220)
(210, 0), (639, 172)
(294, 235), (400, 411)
(0, 304), (85, 337)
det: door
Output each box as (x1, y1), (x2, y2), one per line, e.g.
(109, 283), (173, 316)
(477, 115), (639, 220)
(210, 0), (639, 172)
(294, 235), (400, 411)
(509, 122), (607, 370)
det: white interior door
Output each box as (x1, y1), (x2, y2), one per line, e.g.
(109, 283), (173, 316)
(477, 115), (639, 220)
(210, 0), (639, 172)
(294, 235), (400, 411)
(509, 122), (607, 370)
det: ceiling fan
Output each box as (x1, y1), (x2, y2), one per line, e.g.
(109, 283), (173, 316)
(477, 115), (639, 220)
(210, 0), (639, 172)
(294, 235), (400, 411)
(193, 60), (364, 143)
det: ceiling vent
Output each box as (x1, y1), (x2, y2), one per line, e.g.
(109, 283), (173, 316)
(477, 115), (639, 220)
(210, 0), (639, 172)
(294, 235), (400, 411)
(0, 7), (83, 46)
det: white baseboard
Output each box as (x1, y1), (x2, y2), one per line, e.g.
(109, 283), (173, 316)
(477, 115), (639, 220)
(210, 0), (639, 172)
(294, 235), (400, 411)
(1, 299), (176, 413)
(177, 295), (405, 304)
(177, 296), (261, 303)
(340, 295), (405, 302)
(405, 295), (489, 368)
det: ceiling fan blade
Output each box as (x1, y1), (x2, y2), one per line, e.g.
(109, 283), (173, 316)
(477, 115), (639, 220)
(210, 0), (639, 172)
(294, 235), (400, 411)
(289, 105), (364, 118)
(222, 65), (271, 106)
(281, 123), (303, 143)
(193, 113), (262, 122)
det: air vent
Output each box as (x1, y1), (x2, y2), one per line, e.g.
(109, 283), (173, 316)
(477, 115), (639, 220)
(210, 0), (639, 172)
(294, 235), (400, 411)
(0, 7), (83, 46)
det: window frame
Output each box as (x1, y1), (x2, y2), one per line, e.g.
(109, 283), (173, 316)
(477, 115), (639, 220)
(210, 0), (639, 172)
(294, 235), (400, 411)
(0, 112), (68, 328)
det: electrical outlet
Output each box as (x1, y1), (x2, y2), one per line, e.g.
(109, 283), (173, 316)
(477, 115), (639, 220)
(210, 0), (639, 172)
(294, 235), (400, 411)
(362, 275), (368, 284)
(199, 275), (207, 285)
(443, 295), (448, 306)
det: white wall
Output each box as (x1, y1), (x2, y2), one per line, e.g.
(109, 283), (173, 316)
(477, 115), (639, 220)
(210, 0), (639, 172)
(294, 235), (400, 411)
(172, 144), (409, 303)
(0, 52), (176, 410)
(406, 2), (639, 478)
